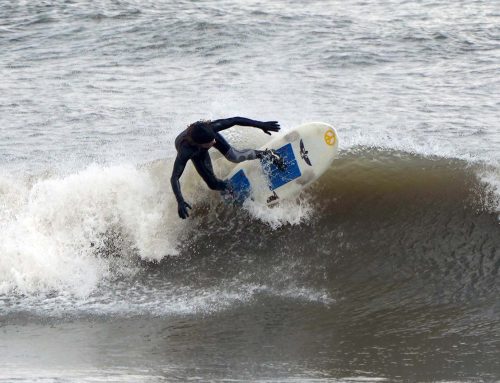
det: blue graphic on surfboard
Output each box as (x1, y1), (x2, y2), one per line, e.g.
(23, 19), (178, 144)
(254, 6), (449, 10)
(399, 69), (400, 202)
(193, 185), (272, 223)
(223, 122), (339, 205)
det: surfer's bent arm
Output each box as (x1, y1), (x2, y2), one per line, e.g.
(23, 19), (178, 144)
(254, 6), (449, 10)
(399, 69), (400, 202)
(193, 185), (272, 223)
(211, 117), (280, 135)
(170, 154), (189, 204)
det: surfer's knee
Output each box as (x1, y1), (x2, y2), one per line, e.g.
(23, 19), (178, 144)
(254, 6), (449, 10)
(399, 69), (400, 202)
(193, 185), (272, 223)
(225, 147), (258, 163)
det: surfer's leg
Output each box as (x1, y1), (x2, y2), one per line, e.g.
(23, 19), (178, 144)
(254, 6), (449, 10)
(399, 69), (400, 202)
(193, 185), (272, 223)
(224, 147), (259, 163)
(226, 147), (286, 170)
(192, 151), (227, 191)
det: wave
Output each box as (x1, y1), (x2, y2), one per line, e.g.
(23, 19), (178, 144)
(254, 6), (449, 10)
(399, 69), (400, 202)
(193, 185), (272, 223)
(182, 149), (499, 305)
(0, 148), (498, 306)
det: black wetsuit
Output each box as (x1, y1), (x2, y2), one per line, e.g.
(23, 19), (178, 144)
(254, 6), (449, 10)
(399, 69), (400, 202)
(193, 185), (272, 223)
(171, 117), (276, 207)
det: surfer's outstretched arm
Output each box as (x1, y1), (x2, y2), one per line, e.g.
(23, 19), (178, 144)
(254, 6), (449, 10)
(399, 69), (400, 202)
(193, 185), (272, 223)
(211, 117), (280, 135)
(170, 154), (192, 219)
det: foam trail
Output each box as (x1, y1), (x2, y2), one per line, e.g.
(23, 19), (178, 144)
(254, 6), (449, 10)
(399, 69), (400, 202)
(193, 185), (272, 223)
(243, 197), (314, 229)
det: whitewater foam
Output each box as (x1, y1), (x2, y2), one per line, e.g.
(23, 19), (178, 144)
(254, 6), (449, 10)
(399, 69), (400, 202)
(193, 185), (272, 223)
(1, 278), (335, 318)
(243, 197), (314, 229)
(0, 164), (182, 295)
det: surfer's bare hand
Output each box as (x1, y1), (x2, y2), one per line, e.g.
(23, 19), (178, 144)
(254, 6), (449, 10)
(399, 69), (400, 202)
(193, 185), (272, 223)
(178, 201), (192, 219)
(259, 121), (280, 135)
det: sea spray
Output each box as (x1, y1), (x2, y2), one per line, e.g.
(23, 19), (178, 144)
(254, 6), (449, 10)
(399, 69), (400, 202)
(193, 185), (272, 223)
(243, 196), (314, 229)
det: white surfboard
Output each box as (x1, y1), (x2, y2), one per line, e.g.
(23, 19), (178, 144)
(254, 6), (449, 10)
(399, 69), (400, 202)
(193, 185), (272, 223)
(223, 122), (339, 205)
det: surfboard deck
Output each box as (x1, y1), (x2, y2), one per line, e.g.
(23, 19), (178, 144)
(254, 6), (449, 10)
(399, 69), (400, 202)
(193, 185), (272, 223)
(223, 122), (339, 205)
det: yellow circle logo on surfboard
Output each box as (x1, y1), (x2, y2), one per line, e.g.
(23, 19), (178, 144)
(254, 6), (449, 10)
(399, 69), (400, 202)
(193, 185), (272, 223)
(324, 129), (336, 146)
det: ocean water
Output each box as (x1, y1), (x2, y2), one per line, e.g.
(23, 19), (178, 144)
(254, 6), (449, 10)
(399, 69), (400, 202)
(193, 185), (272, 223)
(1, 0), (499, 381)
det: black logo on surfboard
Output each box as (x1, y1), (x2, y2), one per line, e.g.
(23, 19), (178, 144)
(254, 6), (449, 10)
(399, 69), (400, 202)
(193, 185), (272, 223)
(300, 139), (312, 166)
(267, 190), (279, 204)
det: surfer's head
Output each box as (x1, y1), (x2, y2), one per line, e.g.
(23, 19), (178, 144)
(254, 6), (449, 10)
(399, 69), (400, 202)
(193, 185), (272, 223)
(189, 121), (216, 148)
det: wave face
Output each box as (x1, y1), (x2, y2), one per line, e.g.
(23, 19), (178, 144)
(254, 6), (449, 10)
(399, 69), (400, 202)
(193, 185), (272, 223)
(186, 149), (500, 305)
(1, 149), (498, 305)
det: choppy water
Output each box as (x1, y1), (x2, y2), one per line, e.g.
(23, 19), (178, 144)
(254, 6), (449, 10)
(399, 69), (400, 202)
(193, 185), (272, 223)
(1, 0), (499, 381)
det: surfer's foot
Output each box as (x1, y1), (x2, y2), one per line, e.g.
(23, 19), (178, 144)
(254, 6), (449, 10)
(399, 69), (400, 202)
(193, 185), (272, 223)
(259, 149), (286, 171)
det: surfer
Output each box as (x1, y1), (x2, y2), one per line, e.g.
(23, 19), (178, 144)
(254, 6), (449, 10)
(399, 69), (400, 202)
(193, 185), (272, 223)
(171, 117), (281, 219)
